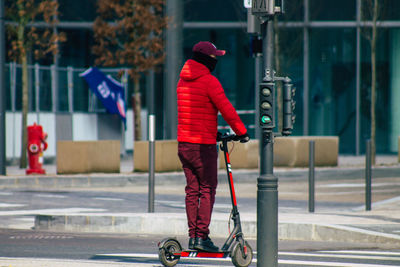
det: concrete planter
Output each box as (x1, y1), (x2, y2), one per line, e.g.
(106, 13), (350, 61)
(134, 136), (339, 172)
(57, 140), (120, 174)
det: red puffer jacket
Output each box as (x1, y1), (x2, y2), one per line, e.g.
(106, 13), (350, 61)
(177, 59), (247, 144)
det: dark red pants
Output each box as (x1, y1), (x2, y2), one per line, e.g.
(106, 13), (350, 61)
(178, 142), (218, 239)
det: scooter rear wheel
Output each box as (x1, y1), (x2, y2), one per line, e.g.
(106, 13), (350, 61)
(158, 239), (181, 267)
(231, 240), (253, 267)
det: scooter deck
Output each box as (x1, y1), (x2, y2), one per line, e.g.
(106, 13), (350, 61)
(175, 249), (229, 258)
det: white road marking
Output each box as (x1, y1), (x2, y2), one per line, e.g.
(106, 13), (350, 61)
(280, 251), (400, 261)
(0, 257), (156, 266)
(97, 253), (232, 262)
(353, 195), (400, 211)
(35, 194), (67, 198)
(97, 250), (400, 266)
(318, 250), (400, 256)
(16, 217), (35, 222)
(0, 192), (13, 196)
(155, 200), (185, 208)
(0, 203), (26, 208)
(96, 250), (400, 267)
(156, 200), (231, 209)
(319, 182), (400, 188)
(279, 259), (392, 267)
(0, 208), (106, 216)
(93, 197), (124, 201)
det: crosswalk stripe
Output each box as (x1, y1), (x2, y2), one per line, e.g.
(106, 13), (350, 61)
(0, 207), (106, 216)
(98, 250), (400, 266)
(279, 251), (400, 261)
(279, 259), (393, 267)
(318, 250), (400, 256)
(35, 194), (67, 198)
(96, 253), (233, 262)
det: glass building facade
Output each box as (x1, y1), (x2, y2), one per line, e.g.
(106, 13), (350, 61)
(5, 0), (400, 154)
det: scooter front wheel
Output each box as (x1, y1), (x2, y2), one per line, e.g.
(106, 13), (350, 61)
(158, 239), (181, 267)
(231, 240), (253, 267)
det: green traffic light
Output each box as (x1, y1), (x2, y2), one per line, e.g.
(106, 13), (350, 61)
(261, 115), (272, 124)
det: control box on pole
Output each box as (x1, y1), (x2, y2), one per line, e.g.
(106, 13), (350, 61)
(251, 0), (283, 16)
(282, 77), (295, 136)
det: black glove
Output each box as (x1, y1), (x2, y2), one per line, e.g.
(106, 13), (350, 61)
(237, 133), (250, 143)
(216, 132), (223, 142)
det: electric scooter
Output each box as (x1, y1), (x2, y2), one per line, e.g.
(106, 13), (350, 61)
(158, 133), (253, 267)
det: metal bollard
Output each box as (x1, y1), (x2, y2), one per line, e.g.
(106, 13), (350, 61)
(308, 140), (315, 213)
(365, 139), (372, 211)
(148, 115), (155, 213)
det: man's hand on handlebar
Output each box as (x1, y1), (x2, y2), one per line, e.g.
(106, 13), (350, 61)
(237, 133), (250, 143)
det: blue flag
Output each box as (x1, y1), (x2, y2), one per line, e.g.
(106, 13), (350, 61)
(80, 67), (126, 126)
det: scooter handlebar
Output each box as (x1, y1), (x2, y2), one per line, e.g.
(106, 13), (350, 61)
(217, 132), (240, 142)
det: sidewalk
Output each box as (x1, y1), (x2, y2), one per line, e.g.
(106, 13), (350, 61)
(1, 155), (400, 246)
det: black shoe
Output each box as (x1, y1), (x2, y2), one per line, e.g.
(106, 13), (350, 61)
(188, 237), (195, 250)
(194, 237), (219, 252)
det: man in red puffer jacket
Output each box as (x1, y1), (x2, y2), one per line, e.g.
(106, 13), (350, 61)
(177, 41), (249, 252)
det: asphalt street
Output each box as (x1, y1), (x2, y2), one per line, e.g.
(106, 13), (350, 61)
(0, 229), (400, 266)
(1, 229), (400, 267)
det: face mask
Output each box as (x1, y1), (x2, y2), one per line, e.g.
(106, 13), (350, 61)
(192, 52), (218, 72)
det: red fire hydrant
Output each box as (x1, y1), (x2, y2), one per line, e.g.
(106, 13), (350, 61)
(26, 123), (48, 175)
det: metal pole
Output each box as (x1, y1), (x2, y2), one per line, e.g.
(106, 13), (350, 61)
(35, 63), (40, 123)
(51, 65), (58, 113)
(10, 62), (16, 162)
(164, 0), (182, 139)
(308, 140), (315, 213)
(303, 0), (309, 135)
(356, 0), (361, 155)
(257, 19), (278, 267)
(255, 51), (262, 141)
(0, 0), (6, 175)
(148, 70), (155, 213)
(366, 139), (372, 211)
(67, 66), (74, 113)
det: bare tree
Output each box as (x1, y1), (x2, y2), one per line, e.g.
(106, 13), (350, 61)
(361, 0), (380, 164)
(6, 0), (65, 168)
(273, 3), (303, 133)
(92, 0), (167, 141)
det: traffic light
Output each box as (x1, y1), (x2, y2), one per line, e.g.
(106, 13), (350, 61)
(259, 82), (275, 130)
(282, 79), (295, 136)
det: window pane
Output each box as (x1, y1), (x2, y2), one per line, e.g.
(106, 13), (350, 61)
(362, 0), (400, 21)
(361, 28), (398, 153)
(309, 28), (356, 153)
(184, 0), (246, 21)
(58, 69), (69, 112)
(310, 0), (356, 21)
(282, 0), (304, 21)
(73, 71), (89, 112)
(15, 67), (22, 111)
(382, 0), (400, 20)
(39, 68), (52, 111)
(5, 64), (11, 111)
(277, 28), (304, 135)
(59, 29), (94, 68)
(58, 0), (97, 21)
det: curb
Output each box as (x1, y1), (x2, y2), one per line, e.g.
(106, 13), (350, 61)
(34, 212), (400, 245)
(2, 165), (400, 188)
